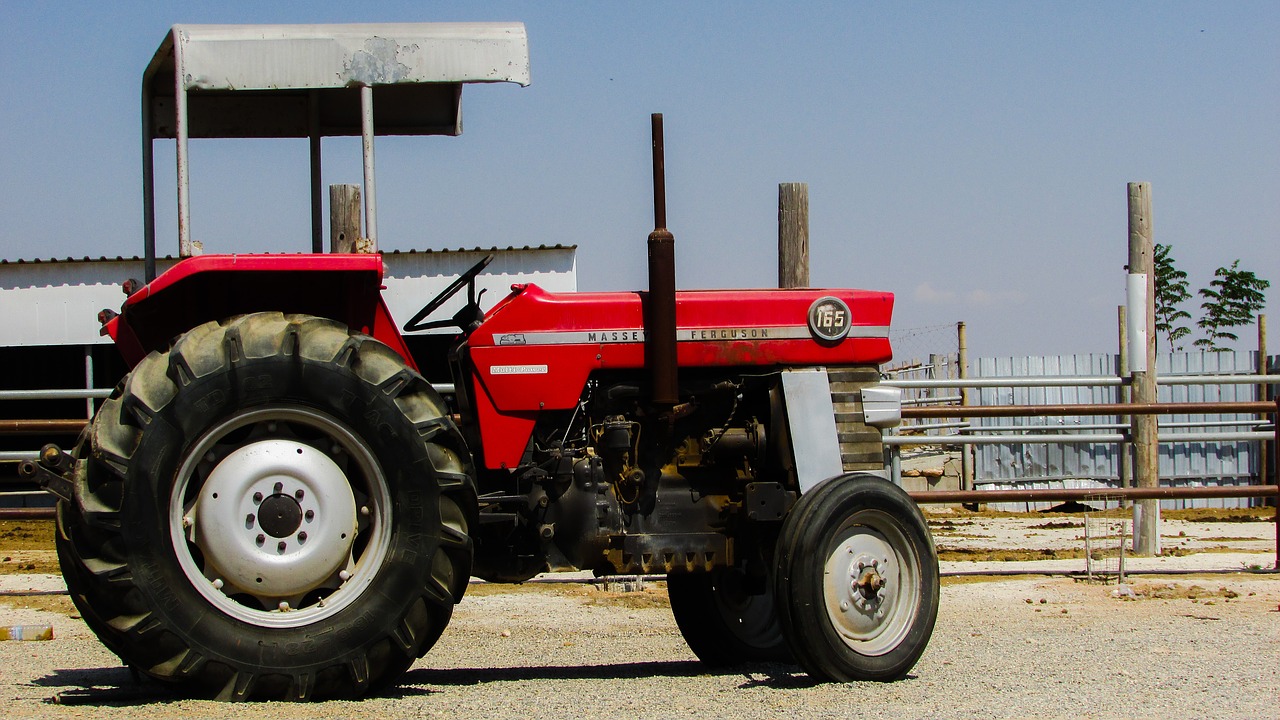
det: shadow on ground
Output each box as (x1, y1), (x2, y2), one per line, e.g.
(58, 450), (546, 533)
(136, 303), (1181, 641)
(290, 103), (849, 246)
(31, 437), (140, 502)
(32, 660), (835, 705)
(404, 659), (820, 690)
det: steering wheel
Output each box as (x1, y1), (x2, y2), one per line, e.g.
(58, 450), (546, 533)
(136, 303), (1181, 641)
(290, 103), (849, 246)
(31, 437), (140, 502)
(402, 254), (494, 332)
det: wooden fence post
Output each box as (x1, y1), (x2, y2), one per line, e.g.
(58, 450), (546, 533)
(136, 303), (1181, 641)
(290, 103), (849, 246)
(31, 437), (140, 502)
(778, 183), (809, 288)
(329, 184), (361, 253)
(1128, 182), (1160, 556)
(958, 321), (973, 492)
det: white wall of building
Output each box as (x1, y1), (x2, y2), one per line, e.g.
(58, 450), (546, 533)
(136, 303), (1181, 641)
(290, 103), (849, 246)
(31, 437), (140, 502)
(0, 247), (576, 347)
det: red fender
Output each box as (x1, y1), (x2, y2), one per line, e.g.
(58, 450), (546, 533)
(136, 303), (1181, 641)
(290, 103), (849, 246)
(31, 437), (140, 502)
(105, 254), (416, 372)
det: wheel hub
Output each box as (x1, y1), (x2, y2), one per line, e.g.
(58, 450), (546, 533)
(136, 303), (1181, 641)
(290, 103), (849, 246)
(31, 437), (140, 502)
(191, 439), (358, 599)
(258, 493), (304, 538)
(822, 513), (921, 657)
(854, 567), (885, 599)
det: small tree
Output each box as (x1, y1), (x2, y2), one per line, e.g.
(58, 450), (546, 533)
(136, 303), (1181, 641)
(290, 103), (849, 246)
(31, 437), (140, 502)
(1153, 243), (1191, 351)
(1194, 260), (1270, 351)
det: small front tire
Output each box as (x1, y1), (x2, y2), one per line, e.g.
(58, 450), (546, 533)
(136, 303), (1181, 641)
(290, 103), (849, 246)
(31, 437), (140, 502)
(774, 473), (939, 682)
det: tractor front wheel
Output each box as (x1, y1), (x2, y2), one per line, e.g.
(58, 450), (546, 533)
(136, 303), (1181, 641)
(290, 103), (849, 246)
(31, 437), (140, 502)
(773, 473), (939, 682)
(56, 313), (476, 700)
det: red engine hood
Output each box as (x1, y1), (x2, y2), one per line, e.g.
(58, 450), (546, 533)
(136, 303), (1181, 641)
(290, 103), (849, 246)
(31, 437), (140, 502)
(464, 283), (894, 469)
(471, 283), (893, 364)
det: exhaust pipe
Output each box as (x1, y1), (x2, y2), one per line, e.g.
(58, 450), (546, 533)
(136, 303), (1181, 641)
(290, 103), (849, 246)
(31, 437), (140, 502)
(646, 114), (678, 407)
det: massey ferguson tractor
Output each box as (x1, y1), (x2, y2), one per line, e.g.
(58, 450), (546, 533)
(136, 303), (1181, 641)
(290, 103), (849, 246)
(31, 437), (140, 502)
(24, 23), (938, 700)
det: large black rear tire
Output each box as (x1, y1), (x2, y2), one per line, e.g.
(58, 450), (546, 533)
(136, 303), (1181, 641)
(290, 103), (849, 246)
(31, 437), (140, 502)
(667, 567), (792, 666)
(773, 473), (938, 682)
(56, 313), (476, 700)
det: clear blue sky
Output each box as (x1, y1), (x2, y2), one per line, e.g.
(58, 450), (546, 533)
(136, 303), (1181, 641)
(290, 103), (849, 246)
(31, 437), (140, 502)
(1, 2), (1276, 359)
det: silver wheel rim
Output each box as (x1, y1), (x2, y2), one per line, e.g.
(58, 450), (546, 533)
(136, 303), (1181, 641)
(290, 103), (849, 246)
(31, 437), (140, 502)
(169, 405), (392, 628)
(822, 509), (921, 656)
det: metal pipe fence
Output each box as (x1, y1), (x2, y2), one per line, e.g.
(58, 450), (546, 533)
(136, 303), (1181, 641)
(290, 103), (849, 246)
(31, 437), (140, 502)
(883, 374), (1280, 389)
(0, 385), (459, 463)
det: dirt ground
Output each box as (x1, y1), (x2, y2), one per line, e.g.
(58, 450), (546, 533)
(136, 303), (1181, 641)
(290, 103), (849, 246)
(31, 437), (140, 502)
(0, 511), (1276, 719)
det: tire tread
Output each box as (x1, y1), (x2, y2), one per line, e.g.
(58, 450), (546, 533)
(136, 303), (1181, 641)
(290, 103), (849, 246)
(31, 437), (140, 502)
(56, 312), (476, 700)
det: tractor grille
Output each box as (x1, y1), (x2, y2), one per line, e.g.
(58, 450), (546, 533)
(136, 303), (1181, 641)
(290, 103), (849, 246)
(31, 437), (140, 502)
(828, 367), (886, 472)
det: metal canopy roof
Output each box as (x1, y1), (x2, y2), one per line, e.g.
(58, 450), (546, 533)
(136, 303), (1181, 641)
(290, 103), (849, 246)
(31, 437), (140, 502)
(144, 23), (530, 138)
(141, 22), (531, 280)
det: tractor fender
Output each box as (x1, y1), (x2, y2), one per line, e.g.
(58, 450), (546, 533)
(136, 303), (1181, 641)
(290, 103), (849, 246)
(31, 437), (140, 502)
(104, 254), (416, 371)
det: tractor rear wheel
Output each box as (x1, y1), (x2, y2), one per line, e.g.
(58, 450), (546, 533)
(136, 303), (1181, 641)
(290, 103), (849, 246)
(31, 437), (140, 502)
(773, 473), (938, 682)
(667, 567), (791, 666)
(56, 313), (476, 700)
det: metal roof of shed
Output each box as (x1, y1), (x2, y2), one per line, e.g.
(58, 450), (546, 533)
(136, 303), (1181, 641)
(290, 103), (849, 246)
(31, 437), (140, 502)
(0, 245), (576, 267)
(145, 22), (530, 138)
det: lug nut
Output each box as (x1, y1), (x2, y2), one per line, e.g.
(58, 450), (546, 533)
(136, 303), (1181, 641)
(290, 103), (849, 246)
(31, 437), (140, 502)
(256, 534), (265, 546)
(253, 492), (263, 504)
(297, 531), (308, 544)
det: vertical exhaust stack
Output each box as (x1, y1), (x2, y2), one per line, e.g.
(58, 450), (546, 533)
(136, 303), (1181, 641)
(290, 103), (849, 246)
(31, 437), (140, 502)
(646, 113), (678, 407)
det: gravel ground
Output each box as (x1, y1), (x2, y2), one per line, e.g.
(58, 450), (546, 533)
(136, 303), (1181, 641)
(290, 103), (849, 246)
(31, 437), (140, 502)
(0, 516), (1277, 720)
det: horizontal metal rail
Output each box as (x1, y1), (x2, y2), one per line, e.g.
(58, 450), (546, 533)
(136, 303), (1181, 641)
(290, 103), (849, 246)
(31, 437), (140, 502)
(910, 484), (1278, 504)
(0, 419), (86, 435)
(887, 431), (1275, 446)
(903, 401), (1273, 419)
(957, 419), (1271, 433)
(0, 389), (112, 400)
(0, 508), (55, 519)
(884, 374), (1280, 389)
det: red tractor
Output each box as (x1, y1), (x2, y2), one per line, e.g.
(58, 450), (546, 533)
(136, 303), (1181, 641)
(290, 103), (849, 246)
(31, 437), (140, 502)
(26, 23), (938, 700)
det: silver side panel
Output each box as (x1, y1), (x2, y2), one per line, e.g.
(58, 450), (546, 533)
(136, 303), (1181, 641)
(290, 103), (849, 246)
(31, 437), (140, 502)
(861, 386), (903, 428)
(780, 368), (845, 493)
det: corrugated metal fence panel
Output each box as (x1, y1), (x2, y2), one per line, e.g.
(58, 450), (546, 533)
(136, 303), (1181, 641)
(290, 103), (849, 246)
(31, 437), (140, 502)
(972, 351), (1271, 511)
(1155, 352), (1260, 509)
(974, 354), (1120, 490)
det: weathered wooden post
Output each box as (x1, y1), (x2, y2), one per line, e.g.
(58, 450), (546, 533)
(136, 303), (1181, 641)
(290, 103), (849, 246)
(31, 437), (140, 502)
(957, 321), (973, 492)
(1127, 182), (1159, 555)
(329, 184), (362, 253)
(778, 183), (809, 288)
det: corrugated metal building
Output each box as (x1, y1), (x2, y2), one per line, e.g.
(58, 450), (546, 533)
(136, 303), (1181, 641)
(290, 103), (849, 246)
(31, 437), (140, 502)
(0, 247), (576, 474)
